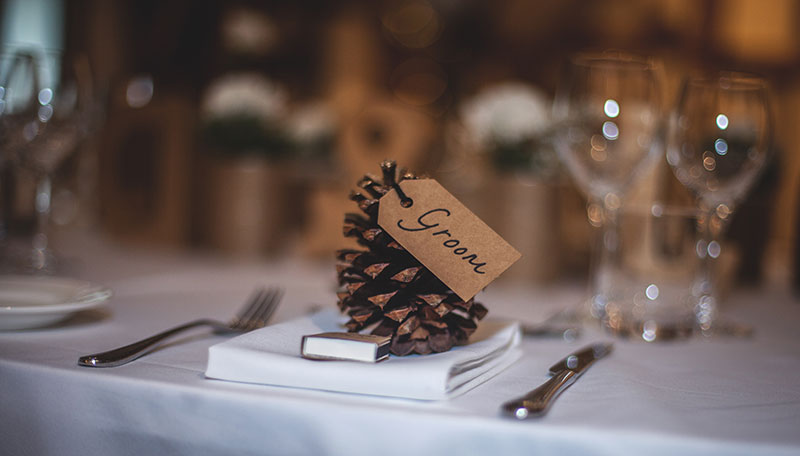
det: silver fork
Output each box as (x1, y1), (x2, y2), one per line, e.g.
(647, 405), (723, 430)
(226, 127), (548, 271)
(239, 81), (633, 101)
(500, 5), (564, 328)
(78, 287), (283, 368)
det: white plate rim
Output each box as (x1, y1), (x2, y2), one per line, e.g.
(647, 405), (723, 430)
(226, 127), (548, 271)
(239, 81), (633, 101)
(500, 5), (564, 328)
(0, 275), (113, 315)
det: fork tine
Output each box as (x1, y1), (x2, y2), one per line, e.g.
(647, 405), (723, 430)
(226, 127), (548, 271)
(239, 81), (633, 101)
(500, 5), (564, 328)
(238, 288), (279, 331)
(232, 287), (266, 327)
(248, 288), (282, 329)
(229, 287), (283, 331)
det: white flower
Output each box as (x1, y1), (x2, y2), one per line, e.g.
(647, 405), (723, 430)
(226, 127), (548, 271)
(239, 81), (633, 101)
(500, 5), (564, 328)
(460, 82), (551, 145)
(202, 73), (288, 121)
(285, 102), (335, 143)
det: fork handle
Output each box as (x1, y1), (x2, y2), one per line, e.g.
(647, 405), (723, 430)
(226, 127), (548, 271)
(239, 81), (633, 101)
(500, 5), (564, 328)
(78, 318), (226, 368)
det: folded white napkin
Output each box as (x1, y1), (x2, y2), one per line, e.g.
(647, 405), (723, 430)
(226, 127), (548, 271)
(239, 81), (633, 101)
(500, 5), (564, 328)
(205, 309), (521, 400)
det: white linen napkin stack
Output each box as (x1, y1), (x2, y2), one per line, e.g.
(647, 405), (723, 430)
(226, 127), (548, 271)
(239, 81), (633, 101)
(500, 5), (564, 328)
(205, 309), (521, 400)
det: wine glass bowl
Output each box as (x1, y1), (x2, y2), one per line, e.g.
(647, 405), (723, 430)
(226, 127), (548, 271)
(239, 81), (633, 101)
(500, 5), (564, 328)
(554, 52), (662, 209)
(0, 51), (40, 162)
(667, 72), (771, 217)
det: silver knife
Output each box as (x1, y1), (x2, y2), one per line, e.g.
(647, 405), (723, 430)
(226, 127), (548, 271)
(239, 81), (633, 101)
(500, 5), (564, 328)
(502, 342), (613, 419)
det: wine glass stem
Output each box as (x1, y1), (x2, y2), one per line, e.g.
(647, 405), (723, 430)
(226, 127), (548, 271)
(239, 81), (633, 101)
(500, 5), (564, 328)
(0, 173), (6, 243)
(34, 173), (52, 254)
(586, 198), (621, 321)
(693, 208), (725, 333)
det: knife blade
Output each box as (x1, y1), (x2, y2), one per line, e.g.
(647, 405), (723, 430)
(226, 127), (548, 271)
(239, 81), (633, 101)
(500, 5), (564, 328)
(521, 323), (581, 341)
(501, 342), (613, 419)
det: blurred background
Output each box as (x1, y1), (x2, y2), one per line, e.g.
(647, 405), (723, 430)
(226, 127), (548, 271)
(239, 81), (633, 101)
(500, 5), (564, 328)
(1, 0), (798, 290)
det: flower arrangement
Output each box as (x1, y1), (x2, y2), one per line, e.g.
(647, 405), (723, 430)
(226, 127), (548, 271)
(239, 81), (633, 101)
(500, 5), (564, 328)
(200, 73), (336, 163)
(459, 82), (558, 177)
(200, 73), (292, 159)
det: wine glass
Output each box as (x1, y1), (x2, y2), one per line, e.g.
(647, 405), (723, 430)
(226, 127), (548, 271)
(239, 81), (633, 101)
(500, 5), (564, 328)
(553, 51), (663, 323)
(0, 47), (94, 273)
(666, 72), (771, 334)
(0, 48), (41, 269)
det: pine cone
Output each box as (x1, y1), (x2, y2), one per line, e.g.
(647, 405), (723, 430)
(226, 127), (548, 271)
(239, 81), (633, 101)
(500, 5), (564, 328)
(336, 160), (488, 356)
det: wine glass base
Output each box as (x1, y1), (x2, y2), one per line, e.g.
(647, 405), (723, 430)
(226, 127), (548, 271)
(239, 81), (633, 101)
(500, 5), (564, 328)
(583, 298), (753, 341)
(601, 317), (696, 342)
(0, 239), (61, 275)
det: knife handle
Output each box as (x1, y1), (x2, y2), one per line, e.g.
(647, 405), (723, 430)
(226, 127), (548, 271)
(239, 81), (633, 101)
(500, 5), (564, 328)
(502, 369), (577, 419)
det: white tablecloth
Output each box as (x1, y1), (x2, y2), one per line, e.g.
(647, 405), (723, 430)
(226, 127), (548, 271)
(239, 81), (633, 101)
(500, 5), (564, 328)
(2, 233), (800, 456)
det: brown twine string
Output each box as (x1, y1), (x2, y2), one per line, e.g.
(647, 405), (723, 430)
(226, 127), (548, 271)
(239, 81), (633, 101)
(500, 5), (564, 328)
(390, 183), (413, 208)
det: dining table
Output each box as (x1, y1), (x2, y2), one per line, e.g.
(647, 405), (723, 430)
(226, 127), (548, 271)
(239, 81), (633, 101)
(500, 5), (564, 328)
(1, 229), (799, 456)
